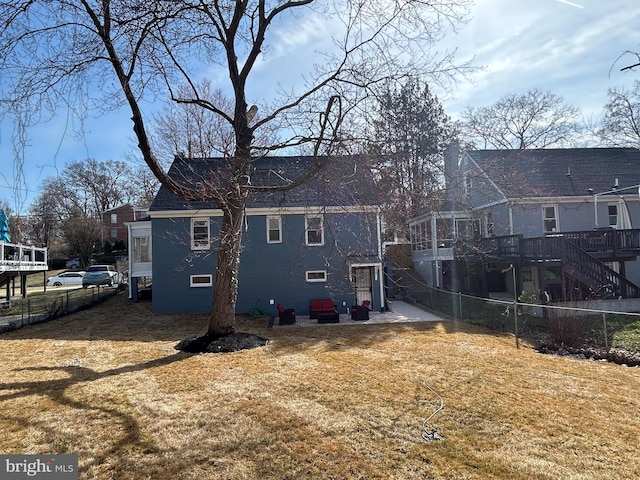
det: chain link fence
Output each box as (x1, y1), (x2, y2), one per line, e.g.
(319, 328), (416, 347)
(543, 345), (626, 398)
(394, 271), (640, 363)
(0, 285), (124, 333)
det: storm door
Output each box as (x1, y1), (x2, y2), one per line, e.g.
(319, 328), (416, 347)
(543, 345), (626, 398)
(352, 267), (373, 307)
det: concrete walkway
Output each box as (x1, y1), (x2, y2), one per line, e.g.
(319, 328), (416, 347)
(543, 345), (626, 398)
(271, 300), (444, 328)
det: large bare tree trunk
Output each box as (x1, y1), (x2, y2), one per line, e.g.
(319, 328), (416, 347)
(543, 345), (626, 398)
(208, 202), (245, 335)
(206, 124), (251, 334)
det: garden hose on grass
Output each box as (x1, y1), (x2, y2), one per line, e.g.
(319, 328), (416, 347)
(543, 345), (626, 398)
(415, 377), (445, 442)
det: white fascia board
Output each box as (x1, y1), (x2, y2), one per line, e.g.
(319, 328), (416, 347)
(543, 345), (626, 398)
(148, 205), (380, 218)
(509, 196), (596, 205)
(472, 198), (509, 210)
(460, 194), (628, 211)
(124, 220), (152, 228)
(408, 209), (473, 226)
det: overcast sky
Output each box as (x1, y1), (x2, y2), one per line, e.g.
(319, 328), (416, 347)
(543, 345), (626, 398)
(1, 0), (639, 213)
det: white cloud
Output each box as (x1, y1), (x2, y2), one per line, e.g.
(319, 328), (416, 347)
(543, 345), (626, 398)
(440, 0), (640, 118)
(3, 0), (640, 211)
(247, 11), (338, 99)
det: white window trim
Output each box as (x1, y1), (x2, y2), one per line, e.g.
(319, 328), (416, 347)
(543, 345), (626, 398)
(608, 203), (618, 228)
(190, 274), (213, 287)
(191, 218), (211, 250)
(266, 215), (282, 244)
(542, 204), (559, 234)
(305, 214), (324, 246)
(463, 174), (472, 196)
(132, 236), (152, 263)
(305, 270), (327, 283)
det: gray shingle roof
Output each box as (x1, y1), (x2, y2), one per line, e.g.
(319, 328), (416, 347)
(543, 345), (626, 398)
(465, 148), (640, 198)
(150, 155), (381, 212)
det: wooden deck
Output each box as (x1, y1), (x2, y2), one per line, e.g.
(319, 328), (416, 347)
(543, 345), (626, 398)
(476, 229), (640, 261)
(1, 242), (48, 302)
(1, 241), (48, 274)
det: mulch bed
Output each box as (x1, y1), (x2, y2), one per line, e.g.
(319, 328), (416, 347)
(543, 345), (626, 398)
(536, 343), (640, 367)
(175, 332), (269, 353)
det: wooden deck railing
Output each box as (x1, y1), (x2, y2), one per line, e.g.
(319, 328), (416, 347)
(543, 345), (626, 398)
(476, 229), (640, 259)
(473, 230), (640, 299)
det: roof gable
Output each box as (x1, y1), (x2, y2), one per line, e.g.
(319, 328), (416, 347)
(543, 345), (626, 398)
(150, 155), (381, 212)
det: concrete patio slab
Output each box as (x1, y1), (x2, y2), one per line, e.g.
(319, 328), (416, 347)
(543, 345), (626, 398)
(271, 300), (444, 327)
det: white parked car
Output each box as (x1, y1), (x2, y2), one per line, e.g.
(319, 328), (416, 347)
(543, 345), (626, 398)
(46, 271), (86, 287)
(82, 265), (122, 288)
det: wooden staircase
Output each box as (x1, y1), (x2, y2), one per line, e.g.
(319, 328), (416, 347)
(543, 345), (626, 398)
(544, 236), (640, 299)
(478, 233), (640, 299)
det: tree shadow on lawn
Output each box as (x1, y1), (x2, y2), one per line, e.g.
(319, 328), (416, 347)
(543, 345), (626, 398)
(2, 291), (517, 353)
(0, 352), (193, 473)
(0, 291), (273, 344)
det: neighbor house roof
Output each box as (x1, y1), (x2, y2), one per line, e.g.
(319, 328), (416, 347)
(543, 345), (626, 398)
(464, 147), (640, 198)
(150, 155), (381, 212)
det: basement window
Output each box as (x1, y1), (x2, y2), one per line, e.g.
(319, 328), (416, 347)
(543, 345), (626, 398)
(190, 274), (213, 287)
(305, 270), (327, 283)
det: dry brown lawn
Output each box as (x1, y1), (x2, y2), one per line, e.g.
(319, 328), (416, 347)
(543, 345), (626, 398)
(1, 292), (638, 479)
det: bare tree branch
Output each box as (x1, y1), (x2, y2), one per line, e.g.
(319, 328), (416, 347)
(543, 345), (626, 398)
(0, 0), (473, 334)
(460, 89), (582, 149)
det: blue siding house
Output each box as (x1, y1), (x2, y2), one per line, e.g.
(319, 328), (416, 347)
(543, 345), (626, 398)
(409, 146), (640, 302)
(129, 155), (385, 316)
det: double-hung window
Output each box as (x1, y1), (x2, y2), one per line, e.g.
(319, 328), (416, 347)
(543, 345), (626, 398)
(608, 204), (618, 228)
(267, 216), (282, 243)
(305, 215), (324, 246)
(133, 237), (151, 263)
(191, 218), (210, 250)
(542, 205), (558, 234)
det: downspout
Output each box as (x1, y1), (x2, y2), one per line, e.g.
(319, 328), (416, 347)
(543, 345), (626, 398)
(508, 202), (514, 235)
(126, 222), (133, 300)
(376, 208), (385, 311)
(432, 214), (440, 288)
(376, 207), (382, 260)
(377, 264), (384, 312)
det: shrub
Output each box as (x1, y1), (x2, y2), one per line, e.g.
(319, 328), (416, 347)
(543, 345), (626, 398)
(549, 315), (584, 347)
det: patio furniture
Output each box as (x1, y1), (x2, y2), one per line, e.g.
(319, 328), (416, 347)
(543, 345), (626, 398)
(350, 304), (369, 321)
(309, 299), (339, 323)
(277, 304), (296, 325)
